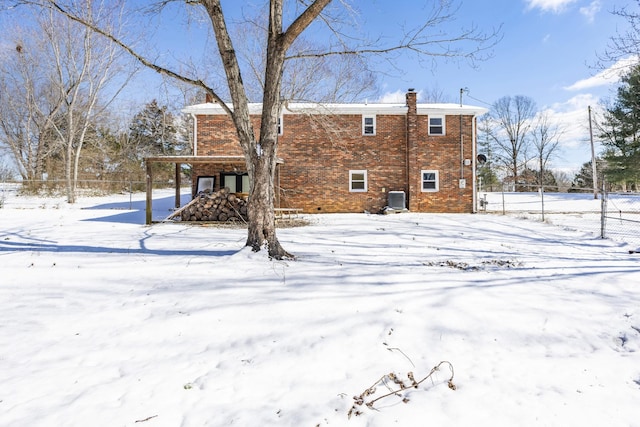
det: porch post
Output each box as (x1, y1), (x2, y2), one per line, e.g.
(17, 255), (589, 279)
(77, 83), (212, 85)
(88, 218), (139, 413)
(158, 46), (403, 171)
(146, 160), (153, 225)
(175, 162), (181, 209)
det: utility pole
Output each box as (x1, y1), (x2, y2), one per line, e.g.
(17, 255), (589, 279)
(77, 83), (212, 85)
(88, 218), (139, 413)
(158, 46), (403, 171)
(588, 106), (598, 199)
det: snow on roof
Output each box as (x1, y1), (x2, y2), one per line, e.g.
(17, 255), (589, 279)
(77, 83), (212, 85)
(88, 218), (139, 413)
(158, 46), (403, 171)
(182, 101), (488, 116)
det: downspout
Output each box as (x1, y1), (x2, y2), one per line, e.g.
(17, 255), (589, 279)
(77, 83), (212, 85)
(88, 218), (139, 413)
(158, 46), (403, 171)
(460, 114), (464, 181)
(472, 115), (478, 213)
(406, 110), (410, 207)
(190, 113), (198, 156)
(459, 88), (464, 182)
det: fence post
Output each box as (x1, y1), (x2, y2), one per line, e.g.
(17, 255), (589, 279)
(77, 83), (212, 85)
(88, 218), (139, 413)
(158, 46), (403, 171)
(146, 162), (153, 225)
(540, 186), (545, 222)
(600, 181), (607, 239)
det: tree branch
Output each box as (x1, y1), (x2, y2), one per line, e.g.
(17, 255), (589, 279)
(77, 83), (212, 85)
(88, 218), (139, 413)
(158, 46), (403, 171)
(281, 0), (332, 50)
(39, 0), (231, 115)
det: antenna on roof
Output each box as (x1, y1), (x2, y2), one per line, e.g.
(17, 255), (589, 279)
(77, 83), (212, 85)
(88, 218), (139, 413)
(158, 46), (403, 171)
(460, 87), (469, 107)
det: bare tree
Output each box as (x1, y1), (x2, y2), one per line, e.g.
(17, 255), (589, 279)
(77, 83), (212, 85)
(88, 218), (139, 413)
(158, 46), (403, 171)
(0, 2), (132, 200)
(0, 158), (15, 181)
(601, 1), (640, 64)
(530, 111), (563, 189)
(8, 0), (500, 258)
(233, 8), (378, 103)
(0, 26), (60, 185)
(44, 3), (132, 202)
(489, 95), (537, 190)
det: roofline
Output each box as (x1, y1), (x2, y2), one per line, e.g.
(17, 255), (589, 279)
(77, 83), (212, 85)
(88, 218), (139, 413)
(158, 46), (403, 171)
(182, 102), (488, 116)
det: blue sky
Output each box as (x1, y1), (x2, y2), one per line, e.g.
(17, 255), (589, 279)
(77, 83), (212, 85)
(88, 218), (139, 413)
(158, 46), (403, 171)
(149, 0), (631, 173)
(0, 0), (635, 174)
(361, 0), (634, 172)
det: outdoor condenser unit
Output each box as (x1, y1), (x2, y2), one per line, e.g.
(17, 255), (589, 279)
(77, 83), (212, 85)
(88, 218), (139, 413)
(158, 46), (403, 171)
(388, 191), (406, 210)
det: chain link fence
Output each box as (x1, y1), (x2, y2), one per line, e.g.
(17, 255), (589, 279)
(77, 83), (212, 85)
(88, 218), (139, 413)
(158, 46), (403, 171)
(3, 180), (639, 248)
(0, 179), (185, 207)
(602, 189), (640, 248)
(480, 184), (640, 249)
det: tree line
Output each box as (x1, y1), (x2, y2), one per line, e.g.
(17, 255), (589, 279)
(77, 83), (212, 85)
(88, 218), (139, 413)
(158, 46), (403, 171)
(476, 62), (640, 194)
(0, 7), (191, 199)
(475, 95), (567, 193)
(478, 2), (640, 194)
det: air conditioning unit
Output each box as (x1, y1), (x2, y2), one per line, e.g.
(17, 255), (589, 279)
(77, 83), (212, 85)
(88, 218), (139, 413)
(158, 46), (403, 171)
(388, 191), (406, 210)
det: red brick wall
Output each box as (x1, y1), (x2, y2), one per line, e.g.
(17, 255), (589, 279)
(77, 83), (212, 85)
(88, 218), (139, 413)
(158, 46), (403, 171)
(409, 115), (476, 213)
(277, 113), (407, 213)
(193, 111), (476, 213)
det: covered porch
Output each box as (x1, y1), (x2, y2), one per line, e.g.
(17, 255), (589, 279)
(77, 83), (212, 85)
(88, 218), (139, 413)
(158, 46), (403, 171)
(144, 155), (283, 224)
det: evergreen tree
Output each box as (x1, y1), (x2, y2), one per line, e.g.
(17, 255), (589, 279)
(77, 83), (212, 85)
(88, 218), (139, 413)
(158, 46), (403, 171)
(476, 161), (500, 192)
(570, 159), (606, 192)
(127, 100), (179, 183)
(477, 115), (501, 191)
(129, 100), (178, 158)
(598, 65), (640, 190)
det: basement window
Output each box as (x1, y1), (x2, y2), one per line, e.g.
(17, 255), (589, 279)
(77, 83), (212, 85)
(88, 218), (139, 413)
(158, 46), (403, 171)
(428, 116), (445, 135)
(421, 170), (439, 192)
(362, 115), (376, 135)
(349, 170), (367, 192)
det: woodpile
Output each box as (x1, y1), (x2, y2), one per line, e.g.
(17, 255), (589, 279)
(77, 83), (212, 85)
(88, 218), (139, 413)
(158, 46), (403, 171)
(170, 188), (248, 222)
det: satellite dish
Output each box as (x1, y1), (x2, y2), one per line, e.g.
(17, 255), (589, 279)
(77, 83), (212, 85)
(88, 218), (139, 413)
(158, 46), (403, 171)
(477, 154), (487, 165)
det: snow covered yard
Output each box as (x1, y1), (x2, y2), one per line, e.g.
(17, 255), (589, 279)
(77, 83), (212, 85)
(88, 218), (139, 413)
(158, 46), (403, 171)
(1, 189), (639, 426)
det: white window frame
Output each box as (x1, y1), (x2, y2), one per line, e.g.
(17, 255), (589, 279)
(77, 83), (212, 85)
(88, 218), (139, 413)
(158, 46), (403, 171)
(421, 170), (439, 192)
(349, 170), (368, 192)
(428, 115), (445, 135)
(362, 115), (376, 136)
(277, 115), (283, 136)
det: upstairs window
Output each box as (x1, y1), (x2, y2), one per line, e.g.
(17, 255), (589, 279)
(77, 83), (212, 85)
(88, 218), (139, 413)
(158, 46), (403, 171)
(277, 115), (283, 136)
(362, 115), (376, 135)
(349, 170), (367, 192)
(429, 116), (445, 135)
(421, 170), (439, 192)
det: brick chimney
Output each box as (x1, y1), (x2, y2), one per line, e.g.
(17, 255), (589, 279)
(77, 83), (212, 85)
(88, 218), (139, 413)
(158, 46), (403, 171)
(406, 89), (417, 152)
(406, 89), (418, 209)
(205, 92), (214, 103)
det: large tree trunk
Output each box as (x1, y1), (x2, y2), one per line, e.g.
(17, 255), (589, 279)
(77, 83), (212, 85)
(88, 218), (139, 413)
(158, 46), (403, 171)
(245, 148), (290, 258)
(204, 0), (329, 259)
(244, 0), (292, 259)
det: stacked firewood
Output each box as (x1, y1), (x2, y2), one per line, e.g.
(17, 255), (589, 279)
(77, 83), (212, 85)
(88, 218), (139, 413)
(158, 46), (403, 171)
(175, 188), (248, 222)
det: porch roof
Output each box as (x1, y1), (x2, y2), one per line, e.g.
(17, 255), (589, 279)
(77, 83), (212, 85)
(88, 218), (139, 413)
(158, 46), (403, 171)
(144, 155), (283, 164)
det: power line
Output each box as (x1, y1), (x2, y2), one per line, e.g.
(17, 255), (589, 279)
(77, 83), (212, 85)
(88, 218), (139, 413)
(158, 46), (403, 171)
(466, 93), (493, 107)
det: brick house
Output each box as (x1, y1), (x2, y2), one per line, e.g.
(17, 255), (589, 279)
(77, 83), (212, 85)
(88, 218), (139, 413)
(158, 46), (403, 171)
(182, 90), (487, 214)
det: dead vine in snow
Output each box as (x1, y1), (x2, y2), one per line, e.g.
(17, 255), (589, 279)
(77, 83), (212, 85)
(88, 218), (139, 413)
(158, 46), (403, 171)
(348, 361), (456, 419)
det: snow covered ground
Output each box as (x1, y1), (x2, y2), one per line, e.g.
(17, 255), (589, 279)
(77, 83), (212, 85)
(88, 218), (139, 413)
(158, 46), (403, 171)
(482, 191), (640, 248)
(1, 188), (639, 426)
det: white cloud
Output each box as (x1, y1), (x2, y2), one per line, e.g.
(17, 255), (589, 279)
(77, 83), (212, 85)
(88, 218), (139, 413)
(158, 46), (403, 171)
(579, 1), (601, 23)
(376, 89), (426, 103)
(525, 0), (577, 13)
(533, 94), (603, 170)
(564, 56), (638, 91)
(375, 90), (406, 103)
